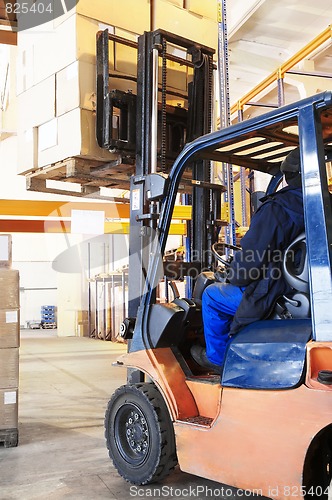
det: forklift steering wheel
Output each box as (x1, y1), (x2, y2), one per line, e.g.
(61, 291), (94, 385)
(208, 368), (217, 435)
(211, 242), (241, 267)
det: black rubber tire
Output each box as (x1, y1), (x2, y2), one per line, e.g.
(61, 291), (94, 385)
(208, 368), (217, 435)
(105, 383), (178, 485)
(303, 429), (332, 500)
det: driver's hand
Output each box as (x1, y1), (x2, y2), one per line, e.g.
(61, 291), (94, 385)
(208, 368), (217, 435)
(214, 268), (230, 283)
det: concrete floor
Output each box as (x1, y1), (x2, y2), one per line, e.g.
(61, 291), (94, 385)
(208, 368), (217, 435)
(0, 331), (264, 500)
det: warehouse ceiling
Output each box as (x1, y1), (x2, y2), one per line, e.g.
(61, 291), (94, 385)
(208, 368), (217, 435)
(228, 0), (332, 117)
(0, 0), (331, 115)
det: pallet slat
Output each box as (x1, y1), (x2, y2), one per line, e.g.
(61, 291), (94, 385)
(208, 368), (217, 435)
(25, 156), (135, 196)
(0, 428), (18, 448)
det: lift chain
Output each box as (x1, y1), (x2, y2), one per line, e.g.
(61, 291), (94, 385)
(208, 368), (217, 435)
(161, 38), (167, 173)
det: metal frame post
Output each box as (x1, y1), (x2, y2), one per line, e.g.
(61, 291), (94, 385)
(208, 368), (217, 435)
(217, 0), (236, 245)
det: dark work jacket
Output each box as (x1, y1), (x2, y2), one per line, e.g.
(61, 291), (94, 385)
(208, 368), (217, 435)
(228, 185), (304, 335)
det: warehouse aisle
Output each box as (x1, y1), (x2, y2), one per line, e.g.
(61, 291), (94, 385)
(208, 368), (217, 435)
(0, 330), (131, 499)
(0, 331), (258, 500)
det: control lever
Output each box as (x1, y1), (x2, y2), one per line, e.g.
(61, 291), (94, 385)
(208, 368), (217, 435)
(282, 295), (300, 307)
(168, 280), (180, 299)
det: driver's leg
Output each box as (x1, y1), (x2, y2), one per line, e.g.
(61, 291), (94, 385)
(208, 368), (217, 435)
(202, 282), (244, 366)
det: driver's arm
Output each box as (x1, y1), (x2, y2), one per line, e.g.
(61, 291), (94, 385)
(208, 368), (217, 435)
(227, 201), (285, 287)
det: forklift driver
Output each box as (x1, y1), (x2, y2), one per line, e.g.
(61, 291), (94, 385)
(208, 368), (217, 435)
(190, 147), (304, 374)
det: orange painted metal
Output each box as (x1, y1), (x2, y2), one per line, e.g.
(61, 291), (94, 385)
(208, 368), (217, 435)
(0, 199), (129, 218)
(185, 379), (222, 419)
(0, 220), (70, 233)
(306, 341), (332, 390)
(118, 348), (198, 420)
(120, 346), (332, 499)
(0, 219), (186, 235)
(0, 29), (16, 45)
(0, 200), (189, 234)
(174, 385), (332, 498)
(0, 200), (191, 220)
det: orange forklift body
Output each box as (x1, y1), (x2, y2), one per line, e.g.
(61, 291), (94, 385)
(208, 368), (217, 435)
(105, 92), (332, 499)
(118, 343), (332, 499)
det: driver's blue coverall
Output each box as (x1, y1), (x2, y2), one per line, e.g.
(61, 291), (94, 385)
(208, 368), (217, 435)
(202, 185), (304, 367)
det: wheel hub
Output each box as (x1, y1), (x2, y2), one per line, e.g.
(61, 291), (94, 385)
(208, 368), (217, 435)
(125, 410), (149, 454)
(114, 402), (150, 465)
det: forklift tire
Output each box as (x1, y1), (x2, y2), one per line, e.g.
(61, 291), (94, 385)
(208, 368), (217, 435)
(303, 426), (332, 499)
(105, 383), (178, 485)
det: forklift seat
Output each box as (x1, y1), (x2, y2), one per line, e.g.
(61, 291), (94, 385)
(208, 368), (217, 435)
(147, 234), (309, 349)
(222, 318), (312, 389)
(221, 233), (311, 390)
(272, 232), (310, 319)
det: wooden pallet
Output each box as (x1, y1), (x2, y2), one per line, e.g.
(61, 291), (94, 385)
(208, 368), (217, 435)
(41, 323), (57, 329)
(0, 428), (18, 448)
(25, 155), (200, 198)
(25, 156), (135, 197)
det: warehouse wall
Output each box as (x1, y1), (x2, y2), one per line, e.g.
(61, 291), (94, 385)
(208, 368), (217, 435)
(12, 232), (130, 334)
(0, 0), (218, 336)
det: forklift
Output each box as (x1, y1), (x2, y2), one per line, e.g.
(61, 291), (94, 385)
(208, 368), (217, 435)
(96, 29), (332, 500)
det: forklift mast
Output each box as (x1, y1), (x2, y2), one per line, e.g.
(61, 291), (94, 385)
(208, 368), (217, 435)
(96, 29), (218, 325)
(98, 29), (332, 496)
(98, 25), (332, 493)
(129, 30), (216, 319)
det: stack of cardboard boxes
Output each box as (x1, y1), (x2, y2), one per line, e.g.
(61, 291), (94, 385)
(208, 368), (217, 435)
(16, 0), (218, 176)
(0, 235), (19, 447)
(16, 0), (150, 175)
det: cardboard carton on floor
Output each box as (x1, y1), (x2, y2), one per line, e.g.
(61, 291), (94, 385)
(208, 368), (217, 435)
(0, 309), (20, 348)
(0, 270), (19, 310)
(0, 348), (19, 389)
(0, 388), (18, 430)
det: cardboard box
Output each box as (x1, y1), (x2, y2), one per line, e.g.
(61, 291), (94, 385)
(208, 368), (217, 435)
(0, 388), (18, 430)
(165, 0), (183, 6)
(56, 61), (96, 117)
(17, 75), (56, 130)
(186, 0), (217, 20)
(0, 235), (12, 269)
(17, 15), (77, 91)
(77, 0), (150, 34)
(16, 41), (34, 95)
(33, 14), (77, 85)
(18, 1), (149, 88)
(76, 310), (89, 323)
(75, 310), (89, 337)
(152, 0), (218, 51)
(114, 28), (138, 77)
(16, 2), (217, 175)
(76, 15), (112, 66)
(0, 270), (19, 310)
(37, 108), (116, 168)
(76, 322), (89, 337)
(0, 310), (20, 348)
(17, 127), (38, 174)
(0, 348), (19, 389)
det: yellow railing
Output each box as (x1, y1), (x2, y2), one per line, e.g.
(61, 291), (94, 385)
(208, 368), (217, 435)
(231, 25), (332, 115)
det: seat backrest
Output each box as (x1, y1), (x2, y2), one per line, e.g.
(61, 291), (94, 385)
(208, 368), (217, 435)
(283, 232), (309, 293)
(269, 232), (310, 320)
